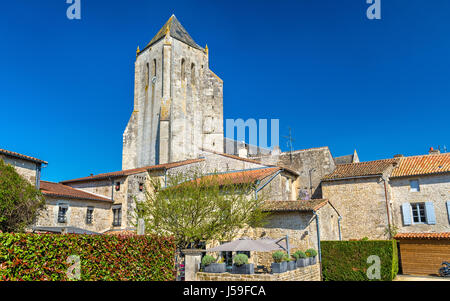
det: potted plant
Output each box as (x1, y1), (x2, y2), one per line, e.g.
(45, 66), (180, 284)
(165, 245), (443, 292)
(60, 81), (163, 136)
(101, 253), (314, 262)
(295, 251), (308, 267)
(291, 252), (299, 269)
(271, 251), (287, 273)
(231, 254), (254, 274)
(201, 255), (226, 273)
(305, 248), (318, 265)
(286, 254), (296, 271)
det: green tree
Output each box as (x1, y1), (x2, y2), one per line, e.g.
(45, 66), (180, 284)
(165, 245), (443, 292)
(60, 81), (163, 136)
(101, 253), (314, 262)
(0, 159), (45, 232)
(136, 169), (269, 249)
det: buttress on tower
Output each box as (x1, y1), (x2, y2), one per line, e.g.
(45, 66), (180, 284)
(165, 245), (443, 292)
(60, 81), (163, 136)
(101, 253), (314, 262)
(122, 15), (224, 169)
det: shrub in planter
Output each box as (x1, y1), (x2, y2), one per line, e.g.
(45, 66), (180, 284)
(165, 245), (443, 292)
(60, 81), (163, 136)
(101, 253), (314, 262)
(232, 254), (254, 274)
(271, 251), (287, 273)
(295, 251), (308, 267)
(305, 248), (318, 265)
(287, 259), (296, 271)
(202, 255), (226, 273)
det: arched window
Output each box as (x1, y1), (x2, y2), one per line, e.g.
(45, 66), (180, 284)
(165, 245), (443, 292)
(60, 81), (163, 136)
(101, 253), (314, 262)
(181, 58), (186, 81)
(191, 63), (195, 86)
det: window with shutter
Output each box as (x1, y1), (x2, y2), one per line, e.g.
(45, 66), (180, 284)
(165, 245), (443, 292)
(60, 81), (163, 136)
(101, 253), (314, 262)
(425, 202), (436, 225)
(401, 203), (412, 226)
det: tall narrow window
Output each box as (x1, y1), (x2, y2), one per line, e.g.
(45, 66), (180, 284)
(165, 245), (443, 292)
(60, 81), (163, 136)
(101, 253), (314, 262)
(58, 204), (68, 223)
(112, 205), (122, 226)
(86, 207), (94, 224)
(191, 63), (195, 86)
(145, 63), (149, 87)
(152, 59), (157, 83)
(181, 58), (186, 81)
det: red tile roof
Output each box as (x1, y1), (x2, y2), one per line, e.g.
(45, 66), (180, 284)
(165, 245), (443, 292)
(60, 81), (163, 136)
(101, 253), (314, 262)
(261, 199), (329, 212)
(191, 167), (282, 186)
(394, 232), (450, 240)
(40, 181), (112, 203)
(0, 148), (47, 164)
(322, 159), (398, 181)
(201, 148), (299, 176)
(391, 153), (450, 178)
(60, 159), (205, 184)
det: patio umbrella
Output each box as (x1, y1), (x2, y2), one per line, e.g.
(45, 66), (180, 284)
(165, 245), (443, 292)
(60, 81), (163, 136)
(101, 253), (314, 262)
(206, 236), (293, 252)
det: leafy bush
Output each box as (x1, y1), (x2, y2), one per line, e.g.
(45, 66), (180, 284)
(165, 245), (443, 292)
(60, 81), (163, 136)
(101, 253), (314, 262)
(233, 254), (248, 266)
(291, 253), (299, 260)
(305, 249), (318, 257)
(321, 240), (398, 281)
(295, 251), (307, 259)
(0, 233), (176, 281)
(272, 251), (285, 263)
(201, 255), (216, 267)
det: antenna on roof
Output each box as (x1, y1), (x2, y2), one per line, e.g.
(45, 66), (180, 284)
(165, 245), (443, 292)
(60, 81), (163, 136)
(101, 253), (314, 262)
(282, 127), (295, 163)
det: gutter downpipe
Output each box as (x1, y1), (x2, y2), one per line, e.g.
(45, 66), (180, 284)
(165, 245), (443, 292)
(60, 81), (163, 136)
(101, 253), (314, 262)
(383, 178), (392, 239)
(254, 170), (282, 200)
(313, 210), (323, 280)
(164, 168), (167, 188)
(338, 216), (342, 241)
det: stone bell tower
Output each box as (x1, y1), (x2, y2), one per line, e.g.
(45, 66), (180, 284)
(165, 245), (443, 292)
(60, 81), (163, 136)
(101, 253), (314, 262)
(122, 15), (224, 169)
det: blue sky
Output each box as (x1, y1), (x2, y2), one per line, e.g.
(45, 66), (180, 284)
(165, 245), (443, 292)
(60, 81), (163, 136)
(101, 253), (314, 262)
(0, 0), (449, 182)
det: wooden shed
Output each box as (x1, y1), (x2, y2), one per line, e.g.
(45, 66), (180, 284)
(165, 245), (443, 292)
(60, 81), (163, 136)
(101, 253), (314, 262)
(395, 233), (450, 276)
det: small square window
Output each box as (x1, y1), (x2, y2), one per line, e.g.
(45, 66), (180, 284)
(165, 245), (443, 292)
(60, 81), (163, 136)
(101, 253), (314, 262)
(115, 182), (121, 191)
(139, 183), (144, 192)
(410, 180), (420, 192)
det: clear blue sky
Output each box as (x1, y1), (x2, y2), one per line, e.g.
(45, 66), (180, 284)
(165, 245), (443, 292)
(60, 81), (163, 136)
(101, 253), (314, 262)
(1, 0), (449, 182)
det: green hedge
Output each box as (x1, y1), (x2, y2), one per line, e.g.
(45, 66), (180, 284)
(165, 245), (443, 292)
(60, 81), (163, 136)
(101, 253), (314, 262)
(0, 233), (176, 281)
(321, 240), (398, 281)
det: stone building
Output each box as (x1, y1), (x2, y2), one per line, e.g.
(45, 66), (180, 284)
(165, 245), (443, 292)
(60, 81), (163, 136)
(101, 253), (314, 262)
(0, 148), (47, 188)
(321, 149), (450, 240)
(122, 15), (223, 170)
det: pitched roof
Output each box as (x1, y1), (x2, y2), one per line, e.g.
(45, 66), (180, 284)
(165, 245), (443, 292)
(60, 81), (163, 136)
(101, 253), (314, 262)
(143, 15), (203, 51)
(0, 148), (47, 164)
(192, 167), (282, 186)
(201, 148), (299, 176)
(261, 199), (329, 212)
(394, 232), (450, 240)
(60, 159), (205, 184)
(390, 153), (450, 178)
(40, 181), (112, 203)
(322, 159), (398, 181)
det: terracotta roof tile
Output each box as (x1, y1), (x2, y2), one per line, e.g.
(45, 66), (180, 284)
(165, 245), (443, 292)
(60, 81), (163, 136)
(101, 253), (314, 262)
(60, 159), (205, 184)
(40, 181), (112, 203)
(0, 148), (47, 164)
(322, 159), (398, 181)
(192, 167), (282, 186)
(391, 153), (450, 178)
(261, 199), (329, 212)
(394, 232), (450, 240)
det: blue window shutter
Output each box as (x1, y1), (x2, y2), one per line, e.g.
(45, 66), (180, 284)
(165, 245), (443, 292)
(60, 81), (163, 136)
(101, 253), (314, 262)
(401, 203), (412, 226)
(425, 202), (436, 225)
(446, 201), (450, 224)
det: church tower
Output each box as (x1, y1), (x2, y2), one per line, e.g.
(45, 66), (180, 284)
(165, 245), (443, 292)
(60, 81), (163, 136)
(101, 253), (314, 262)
(122, 15), (224, 169)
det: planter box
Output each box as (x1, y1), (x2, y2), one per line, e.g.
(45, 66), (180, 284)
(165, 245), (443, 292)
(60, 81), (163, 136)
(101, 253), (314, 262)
(271, 261), (287, 274)
(308, 256), (317, 265)
(204, 263), (226, 273)
(296, 258), (308, 268)
(232, 263), (254, 274)
(287, 261), (296, 271)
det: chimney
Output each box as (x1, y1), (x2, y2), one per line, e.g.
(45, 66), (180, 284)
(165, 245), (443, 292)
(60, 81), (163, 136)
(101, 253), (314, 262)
(238, 146), (248, 158)
(393, 154), (404, 158)
(429, 147), (440, 155)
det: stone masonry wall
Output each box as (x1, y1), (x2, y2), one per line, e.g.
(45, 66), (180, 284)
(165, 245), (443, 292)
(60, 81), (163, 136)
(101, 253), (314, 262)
(196, 262), (321, 281)
(390, 174), (450, 234)
(322, 177), (390, 240)
(1, 155), (38, 186)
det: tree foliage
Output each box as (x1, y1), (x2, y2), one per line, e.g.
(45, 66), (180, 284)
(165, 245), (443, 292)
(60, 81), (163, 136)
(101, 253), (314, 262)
(136, 169), (269, 249)
(0, 159), (45, 232)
